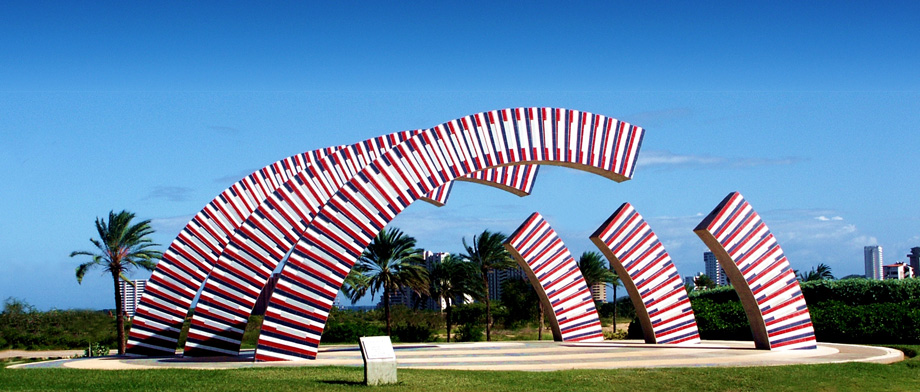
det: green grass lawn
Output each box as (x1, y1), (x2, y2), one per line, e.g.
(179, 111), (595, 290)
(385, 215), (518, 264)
(1, 346), (918, 392)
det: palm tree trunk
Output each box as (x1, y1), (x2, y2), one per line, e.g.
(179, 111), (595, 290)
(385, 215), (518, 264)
(445, 298), (452, 343)
(384, 288), (392, 336)
(482, 274), (491, 341)
(538, 301), (544, 340)
(613, 285), (618, 333)
(112, 272), (125, 355)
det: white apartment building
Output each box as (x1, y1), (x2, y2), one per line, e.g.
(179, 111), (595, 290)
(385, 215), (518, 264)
(864, 246), (883, 280)
(119, 279), (147, 317)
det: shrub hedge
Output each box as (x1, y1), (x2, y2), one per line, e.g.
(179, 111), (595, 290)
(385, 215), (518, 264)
(653, 278), (920, 344)
(0, 298), (119, 350)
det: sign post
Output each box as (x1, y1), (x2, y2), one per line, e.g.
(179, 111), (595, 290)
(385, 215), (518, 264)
(359, 336), (397, 386)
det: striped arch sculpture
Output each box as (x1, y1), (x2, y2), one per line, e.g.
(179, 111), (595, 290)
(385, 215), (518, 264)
(504, 212), (604, 342)
(128, 130), (540, 357)
(590, 203), (701, 345)
(253, 108), (644, 361)
(694, 192), (817, 350)
(182, 162), (537, 356)
(128, 107), (645, 361)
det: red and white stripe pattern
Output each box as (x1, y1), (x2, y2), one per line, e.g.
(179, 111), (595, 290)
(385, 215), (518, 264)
(181, 140), (542, 357)
(694, 192), (816, 350)
(127, 132), (539, 357)
(590, 203), (700, 345)
(459, 164), (540, 197)
(505, 213), (603, 342)
(127, 146), (339, 356)
(254, 108), (644, 361)
(419, 181), (453, 206)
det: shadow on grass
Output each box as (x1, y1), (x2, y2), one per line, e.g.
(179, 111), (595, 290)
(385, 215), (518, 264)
(318, 379), (364, 386)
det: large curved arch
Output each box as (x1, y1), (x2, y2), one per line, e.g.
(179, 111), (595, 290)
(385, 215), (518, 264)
(253, 107), (645, 360)
(504, 212), (604, 342)
(590, 203), (700, 345)
(127, 130), (539, 356)
(181, 145), (539, 356)
(694, 192), (816, 350)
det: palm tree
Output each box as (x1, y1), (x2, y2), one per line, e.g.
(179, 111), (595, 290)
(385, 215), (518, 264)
(429, 254), (481, 342)
(71, 210), (162, 355)
(461, 229), (514, 341)
(577, 251), (622, 330)
(345, 227), (429, 335)
(797, 263), (835, 282)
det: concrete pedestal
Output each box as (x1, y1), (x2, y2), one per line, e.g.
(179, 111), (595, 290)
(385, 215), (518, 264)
(359, 336), (397, 386)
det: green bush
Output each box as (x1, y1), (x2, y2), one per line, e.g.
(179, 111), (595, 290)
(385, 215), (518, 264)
(595, 297), (636, 320)
(456, 322), (484, 342)
(690, 298), (752, 341)
(809, 300), (920, 344)
(800, 279), (920, 305)
(684, 279), (920, 344)
(321, 321), (385, 343)
(392, 323), (435, 343)
(499, 279), (539, 328)
(690, 279), (920, 306)
(83, 342), (109, 357)
(687, 286), (740, 303)
(0, 298), (119, 350)
(386, 306), (440, 343)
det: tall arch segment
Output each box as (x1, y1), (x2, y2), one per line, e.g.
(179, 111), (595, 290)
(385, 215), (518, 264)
(694, 192), (816, 350)
(590, 203), (700, 344)
(252, 107), (645, 360)
(505, 212), (604, 342)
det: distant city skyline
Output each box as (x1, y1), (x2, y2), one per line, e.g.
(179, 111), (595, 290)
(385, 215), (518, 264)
(2, 2), (919, 310)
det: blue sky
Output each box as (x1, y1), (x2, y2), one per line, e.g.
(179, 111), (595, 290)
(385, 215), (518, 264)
(1, 1), (918, 309)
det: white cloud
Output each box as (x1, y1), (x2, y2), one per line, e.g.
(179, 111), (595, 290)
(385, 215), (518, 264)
(145, 186), (194, 202)
(815, 215), (844, 221)
(150, 214), (195, 241)
(637, 150), (802, 169)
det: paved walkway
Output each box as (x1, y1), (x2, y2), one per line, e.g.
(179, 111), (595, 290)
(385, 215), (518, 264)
(9, 340), (903, 371)
(1, 349), (117, 360)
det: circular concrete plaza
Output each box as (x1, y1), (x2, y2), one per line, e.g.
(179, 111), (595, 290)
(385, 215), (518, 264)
(14, 340), (903, 371)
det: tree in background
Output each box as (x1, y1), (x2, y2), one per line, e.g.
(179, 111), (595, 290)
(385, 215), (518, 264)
(694, 274), (717, 290)
(461, 230), (514, 341)
(499, 277), (539, 329)
(577, 251), (622, 330)
(70, 210), (162, 355)
(797, 263), (835, 282)
(344, 227), (429, 335)
(429, 254), (481, 342)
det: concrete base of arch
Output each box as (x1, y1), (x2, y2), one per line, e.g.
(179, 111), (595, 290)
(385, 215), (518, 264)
(23, 341), (903, 371)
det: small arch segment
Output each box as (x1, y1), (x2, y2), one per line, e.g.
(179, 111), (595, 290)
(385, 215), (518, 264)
(590, 203), (700, 344)
(693, 192), (816, 350)
(504, 212), (604, 342)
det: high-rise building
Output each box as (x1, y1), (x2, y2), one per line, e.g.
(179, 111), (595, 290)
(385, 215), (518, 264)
(419, 251), (451, 310)
(686, 272), (705, 291)
(379, 251), (472, 311)
(119, 279), (147, 317)
(907, 247), (920, 274)
(386, 286), (416, 308)
(487, 266), (526, 301)
(704, 252), (728, 286)
(589, 282), (607, 302)
(683, 275), (697, 289)
(864, 246), (883, 280)
(882, 263), (914, 280)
